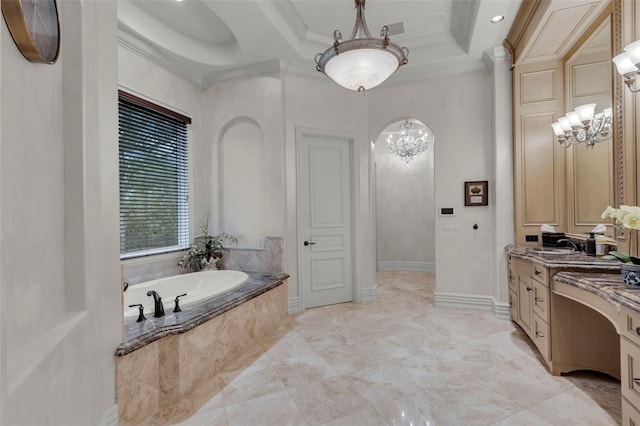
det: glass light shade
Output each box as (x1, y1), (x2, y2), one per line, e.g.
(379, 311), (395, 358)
(566, 111), (582, 127)
(625, 40), (640, 66)
(324, 48), (399, 91)
(574, 103), (596, 122)
(551, 122), (565, 136)
(558, 116), (572, 132)
(613, 52), (638, 76)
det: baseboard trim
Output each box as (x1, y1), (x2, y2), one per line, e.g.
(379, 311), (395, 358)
(101, 404), (119, 426)
(434, 292), (494, 310)
(288, 297), (301, 314)
(361, 287), (378, 303)
(377, 261), (435, 272)
(493, 301), (511, 320)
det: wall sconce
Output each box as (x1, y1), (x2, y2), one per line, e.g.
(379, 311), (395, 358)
(613, 40), (640, 92)
(550, 103), (612, 148)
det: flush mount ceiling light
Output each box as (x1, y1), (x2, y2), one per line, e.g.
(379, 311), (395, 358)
(490, 15), (505, 24)
(387, 121), (431, 163)
(315, 0), (409, 93)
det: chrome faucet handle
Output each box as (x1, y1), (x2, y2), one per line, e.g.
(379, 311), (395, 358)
(128, 304), (146, 322)
(173, 293), (187, 313)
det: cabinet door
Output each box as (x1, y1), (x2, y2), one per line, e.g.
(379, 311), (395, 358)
(518, 275), (533, 333)
(509, 288), (518, 322)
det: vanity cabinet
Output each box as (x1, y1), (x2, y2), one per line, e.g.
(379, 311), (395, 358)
(509, 256), (552, 366)
(621, 306), (640, 424)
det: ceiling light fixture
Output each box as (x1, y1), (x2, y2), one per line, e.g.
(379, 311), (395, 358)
(550, 103), (612, 148)
(490, 15), (505, 24)
(315, 0), (409, 93)
(387, 121), (431, 163)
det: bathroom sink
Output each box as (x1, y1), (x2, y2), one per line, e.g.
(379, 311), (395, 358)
(526, 247), (577, 255)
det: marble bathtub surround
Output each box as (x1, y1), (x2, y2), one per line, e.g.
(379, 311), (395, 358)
(116, 277), (288, 425)
(123, 237), (283, 285)
(116, 273), (288, 356)
(222, 236), (283, 274)
(168, 271), (620, 426)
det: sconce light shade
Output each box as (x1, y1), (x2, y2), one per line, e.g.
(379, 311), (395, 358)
(574, 103), (596, 122)
(613, 52), (638, 76)
(551, 122), (565, 136)
(566, 111), (582, 127)
(558, 116), (572, 132)
(625, 40), (640, 65)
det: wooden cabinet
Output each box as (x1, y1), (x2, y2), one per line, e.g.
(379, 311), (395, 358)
(509, 255), (552, 366)
(622, 306), (640, 420)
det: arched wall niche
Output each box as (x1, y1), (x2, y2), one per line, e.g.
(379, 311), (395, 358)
(217, 116), (266, 248)
(373, 118), (436, 271)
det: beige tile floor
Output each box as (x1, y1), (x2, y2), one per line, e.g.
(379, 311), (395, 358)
(174, 271), (621, 426)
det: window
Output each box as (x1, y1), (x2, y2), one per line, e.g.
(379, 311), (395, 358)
(118, 91), (191, 258)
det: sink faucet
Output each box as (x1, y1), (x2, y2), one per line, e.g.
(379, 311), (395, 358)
(146, 290), (165, 317)
(557, 239), (579, 251)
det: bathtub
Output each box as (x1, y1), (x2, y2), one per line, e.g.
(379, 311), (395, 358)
(123, 270), (248, 319)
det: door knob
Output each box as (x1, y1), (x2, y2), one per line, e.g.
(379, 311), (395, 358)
(303, 241), (316, 246)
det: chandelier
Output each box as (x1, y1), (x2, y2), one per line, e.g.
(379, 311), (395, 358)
(387, 121), (430, 163)
(315, 0), (409, 93)
(550, 103), (612, 148)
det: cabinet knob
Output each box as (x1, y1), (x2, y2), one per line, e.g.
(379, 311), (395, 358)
(634, 378), (640, 386)
(535, 297), (543, 302)
(635, 326), (640, 336)
(526, 287), (533, 292)
(534, 270), (542, 276)
(535, 331), (544, 337)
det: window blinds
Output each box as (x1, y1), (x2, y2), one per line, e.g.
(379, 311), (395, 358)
(118, 92), (190, 258)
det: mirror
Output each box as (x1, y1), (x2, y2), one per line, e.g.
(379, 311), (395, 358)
(564, 12), (615, 238)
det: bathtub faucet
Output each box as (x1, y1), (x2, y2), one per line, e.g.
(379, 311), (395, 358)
(146, 290), (165, 317)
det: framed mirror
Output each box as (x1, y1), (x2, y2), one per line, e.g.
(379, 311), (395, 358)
(564, 9), (614, 238)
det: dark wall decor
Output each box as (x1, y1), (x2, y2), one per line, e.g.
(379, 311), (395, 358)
(464, 181), (488, 206)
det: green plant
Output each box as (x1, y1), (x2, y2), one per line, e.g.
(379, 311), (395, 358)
(178, 231), (238, 272)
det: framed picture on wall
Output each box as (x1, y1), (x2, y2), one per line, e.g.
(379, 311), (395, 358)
(464, 181), (488, 206)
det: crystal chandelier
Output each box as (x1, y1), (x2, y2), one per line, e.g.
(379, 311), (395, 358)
(315, 0), (409, 93)
(387, 121), (430, 163)
(550, 103), (612, 148)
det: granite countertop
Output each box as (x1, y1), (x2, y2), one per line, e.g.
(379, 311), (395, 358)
(506, 244), (621, 270)
(553, 271), (640, 315)
(115, 272), (289, 356)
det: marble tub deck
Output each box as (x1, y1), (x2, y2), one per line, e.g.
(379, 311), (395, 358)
(168, 271), (620, 426)
(116, 273), (289, 425)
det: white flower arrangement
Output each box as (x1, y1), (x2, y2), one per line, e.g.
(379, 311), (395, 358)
(601, 205), (640, 231)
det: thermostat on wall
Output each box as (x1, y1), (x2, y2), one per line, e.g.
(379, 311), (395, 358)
(440, 207), (454, 216)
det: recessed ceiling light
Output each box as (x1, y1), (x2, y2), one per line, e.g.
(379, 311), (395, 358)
(491, 15), (505, 24)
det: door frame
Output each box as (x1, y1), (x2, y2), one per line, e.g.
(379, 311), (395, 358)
(295, 126), (358, 311)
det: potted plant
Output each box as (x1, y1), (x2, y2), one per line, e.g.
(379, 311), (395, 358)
(178, 228), (237, 273)
(601, 205), (640, 286)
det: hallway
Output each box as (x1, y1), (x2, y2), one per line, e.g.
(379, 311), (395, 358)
(173, 271), (620, 425)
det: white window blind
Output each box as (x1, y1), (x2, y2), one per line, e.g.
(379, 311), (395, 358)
(118, 91), (191, 258)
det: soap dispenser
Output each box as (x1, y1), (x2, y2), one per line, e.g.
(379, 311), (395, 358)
(585, 233), (596, 256)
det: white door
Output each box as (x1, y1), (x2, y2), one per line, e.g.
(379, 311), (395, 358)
(298, 130), (353, 308)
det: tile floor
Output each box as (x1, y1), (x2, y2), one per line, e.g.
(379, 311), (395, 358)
(174, 271), (621, 426)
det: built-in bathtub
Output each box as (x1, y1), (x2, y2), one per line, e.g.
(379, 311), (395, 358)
(123, 270), (249, 318)
(115, 271), (288, 425)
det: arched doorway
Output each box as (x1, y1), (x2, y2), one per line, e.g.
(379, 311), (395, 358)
(373, 119), (435, 272)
